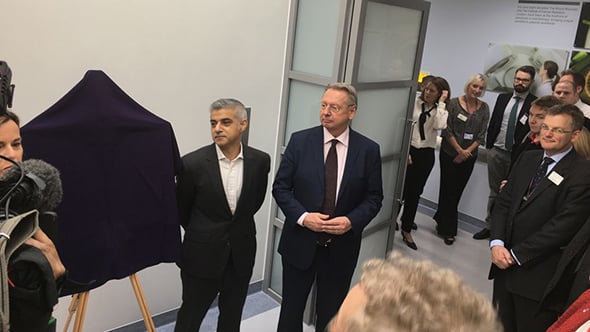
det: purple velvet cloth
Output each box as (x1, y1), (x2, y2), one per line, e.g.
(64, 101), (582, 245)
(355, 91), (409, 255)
(21, 70), (181, 294)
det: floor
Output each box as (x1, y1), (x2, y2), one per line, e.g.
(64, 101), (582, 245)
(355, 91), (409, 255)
(118, 209), (493, 332)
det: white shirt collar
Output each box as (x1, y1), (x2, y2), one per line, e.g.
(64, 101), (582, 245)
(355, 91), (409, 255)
(215, 143), (243, 161)
(323, 127), (350, 147)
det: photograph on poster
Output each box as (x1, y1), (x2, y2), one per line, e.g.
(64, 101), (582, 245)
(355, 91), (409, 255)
(483, 43), (568, 93)
(574, 2), (590, 49)
(569, 51), (590, 104)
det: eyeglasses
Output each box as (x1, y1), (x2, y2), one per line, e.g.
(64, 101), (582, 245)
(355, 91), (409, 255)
(320, 103), (355, 113)
(514, 77), (531, 83)
(540, 124), (576, 135)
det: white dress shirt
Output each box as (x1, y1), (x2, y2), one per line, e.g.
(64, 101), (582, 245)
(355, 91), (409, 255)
(215, 143), (244, 215)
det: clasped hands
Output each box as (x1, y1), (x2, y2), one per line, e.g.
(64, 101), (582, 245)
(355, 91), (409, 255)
(453, 148), (472, 164)
(491, 246), (515, 270)
(303, 212), (352, 235)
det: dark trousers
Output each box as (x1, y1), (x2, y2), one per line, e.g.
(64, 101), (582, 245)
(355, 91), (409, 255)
(400, 146), (435, 232)
(493, 273), (559, 332)
(174, 254), (252, 332)
(434, 150), (476, 236)
(277, 246), (355, 332)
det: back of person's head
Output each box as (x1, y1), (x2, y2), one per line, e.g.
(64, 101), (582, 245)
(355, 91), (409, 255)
(543, 60), (559, 79)
(339, 253), (501, 332)
(532, 95), (563, 110)
(0, 111), (19, 126)
(516, 65), (536, 80)
(546, 103), (585, 131)
(574, 127), (590, 159)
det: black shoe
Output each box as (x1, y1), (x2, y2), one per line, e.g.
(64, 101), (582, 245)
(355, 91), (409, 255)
(473, 228), (490, 240)
(444, 236), (455, 245)
(401, 231), (418, 250)
(395, 222), (399, 231)
(411, 222), (418, 230)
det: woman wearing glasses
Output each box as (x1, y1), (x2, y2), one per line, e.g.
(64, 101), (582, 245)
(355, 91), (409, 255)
(399, 76), (450, 250)
(434, 74), (490, 245)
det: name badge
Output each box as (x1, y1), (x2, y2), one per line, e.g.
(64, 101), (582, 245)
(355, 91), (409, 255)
(519, 114), (528, 125)
(464, 133), (474, 140)
(457, 113), (468, 122)
(548, 171), (563, 186)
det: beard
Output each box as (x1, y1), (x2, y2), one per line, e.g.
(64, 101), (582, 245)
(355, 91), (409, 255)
(514, 84), (529, 93)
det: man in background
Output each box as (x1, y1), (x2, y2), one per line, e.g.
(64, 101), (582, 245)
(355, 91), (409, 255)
(474, 65), (537, 240)
(273, 83), (383, 332)
(175, 99), (270, 332)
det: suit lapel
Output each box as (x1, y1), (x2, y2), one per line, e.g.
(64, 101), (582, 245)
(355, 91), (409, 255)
(338, 129), (359, 201)
(233, 146), (252, 217)
(312, 127), (326, 190)
(520, 149), (575, 208)
(205, 144), (233, 216)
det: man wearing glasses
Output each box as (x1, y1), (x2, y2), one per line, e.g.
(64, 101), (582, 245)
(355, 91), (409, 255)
(489, 104), (590, 331)
(474, 65), (537, 240)
(273, 83), (383, 332)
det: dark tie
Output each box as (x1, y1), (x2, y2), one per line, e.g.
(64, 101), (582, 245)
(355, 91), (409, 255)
(318, 139), (338, 246)
(527, 157), (554, 196)
(419, 103), (436, 140)
(505, 96), (521, 151)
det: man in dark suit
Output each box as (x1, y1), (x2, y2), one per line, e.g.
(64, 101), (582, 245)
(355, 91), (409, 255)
(489, 103), (590, 331)
(174, 98), (270, 332)
(474, 65), (537, 240)
(273, 83), (383, 332)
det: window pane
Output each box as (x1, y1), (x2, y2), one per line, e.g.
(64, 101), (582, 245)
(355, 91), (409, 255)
(269, 227), (283, 296)
(351, 226), (390, 285)
(291, 0), (341, 77)
(284, 80), (325, 143)
(352, 88), (411, 156)
(357, 2), (422, 82)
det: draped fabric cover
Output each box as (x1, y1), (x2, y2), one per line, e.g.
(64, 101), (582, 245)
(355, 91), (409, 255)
(21, 70), (182, 294)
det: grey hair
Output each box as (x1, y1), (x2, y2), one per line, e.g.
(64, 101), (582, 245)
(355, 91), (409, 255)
(326, 83), (358, 106)
(209, 98), (247, 121)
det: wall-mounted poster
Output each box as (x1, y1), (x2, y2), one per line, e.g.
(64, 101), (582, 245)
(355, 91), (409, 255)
(574, 2), (590, 49)
(569, 51), (590, 104)
(483, 43), (569, 93)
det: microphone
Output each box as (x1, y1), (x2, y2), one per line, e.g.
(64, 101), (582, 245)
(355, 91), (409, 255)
(0, 159), (63, 215)
(0, 61), (15, 115)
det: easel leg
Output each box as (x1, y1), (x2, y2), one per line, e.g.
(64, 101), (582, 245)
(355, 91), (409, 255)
(63, 291), (89, 332)
(130, 273), (156, 332)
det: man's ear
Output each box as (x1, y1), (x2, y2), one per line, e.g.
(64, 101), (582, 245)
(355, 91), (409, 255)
(240, 119), (248, 133)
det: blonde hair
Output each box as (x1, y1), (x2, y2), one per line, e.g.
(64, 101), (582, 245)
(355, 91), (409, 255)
(344, 253), (501, 332)
(574, 127), (590, 160)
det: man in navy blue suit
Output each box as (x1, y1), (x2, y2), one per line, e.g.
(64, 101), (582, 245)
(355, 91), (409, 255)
(273, 83), (383, 332)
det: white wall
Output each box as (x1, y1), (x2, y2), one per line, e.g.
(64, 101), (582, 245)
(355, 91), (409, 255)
(0, 1), (289, 330)
(420, 0), (581, 221)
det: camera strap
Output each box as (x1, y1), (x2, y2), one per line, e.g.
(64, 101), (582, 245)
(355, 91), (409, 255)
(0, 210), (39, 331)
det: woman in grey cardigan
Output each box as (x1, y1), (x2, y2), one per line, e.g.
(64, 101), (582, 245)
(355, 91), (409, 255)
(434, 74), (490, 245)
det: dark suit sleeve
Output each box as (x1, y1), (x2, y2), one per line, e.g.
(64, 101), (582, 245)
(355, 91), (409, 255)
(490, 151), (519, 242)
(346, 143), (383, 234)
(272, 133), (308, 225)
(513, 166), (590, 266)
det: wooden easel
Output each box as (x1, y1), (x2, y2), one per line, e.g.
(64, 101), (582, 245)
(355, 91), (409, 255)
(62, 273), (156, 332)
